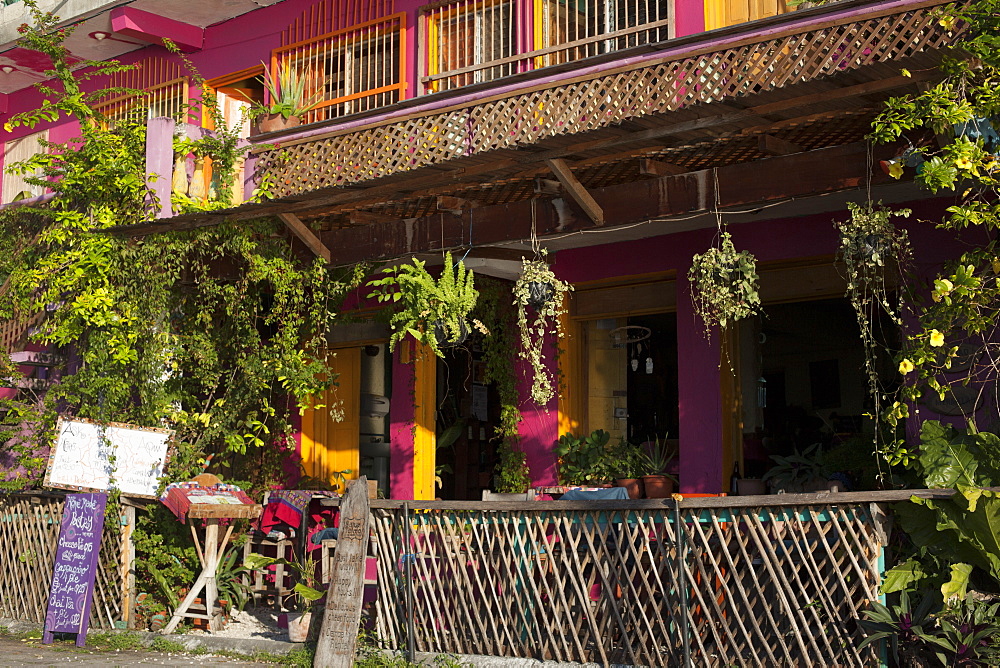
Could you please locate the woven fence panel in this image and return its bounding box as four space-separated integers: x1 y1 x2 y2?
369 502 883 666
0 494 125 630
258 3 956 198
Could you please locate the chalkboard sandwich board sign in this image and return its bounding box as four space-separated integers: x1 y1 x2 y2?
44 417 172 498
43 492 107 647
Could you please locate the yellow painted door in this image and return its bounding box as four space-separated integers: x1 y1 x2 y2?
301 347 361 491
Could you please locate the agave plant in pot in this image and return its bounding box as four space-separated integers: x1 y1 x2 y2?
642 436 678 498
244 552 323 642
254 60 325 133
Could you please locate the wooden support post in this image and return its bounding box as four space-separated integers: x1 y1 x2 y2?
545 158 604 226
277 212 332 263
314 477 372 667
162 518 231 634
120 505 136 628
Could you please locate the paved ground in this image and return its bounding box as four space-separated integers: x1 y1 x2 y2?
0 636 280 667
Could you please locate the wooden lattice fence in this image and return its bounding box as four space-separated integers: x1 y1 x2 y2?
255 0 958 198
0 492 127 630
367 495 891 667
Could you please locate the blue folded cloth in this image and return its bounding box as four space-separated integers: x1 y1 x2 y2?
560 487 630 501
310 527 339 544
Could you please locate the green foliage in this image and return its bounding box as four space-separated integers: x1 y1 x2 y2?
688 231 760 340
869 2 1000 433
368 252 481 358
215 545 253 612
513 255 573 406
884 421 1000 598
859 591 1000 667
555 429 614 485
642 435 677 477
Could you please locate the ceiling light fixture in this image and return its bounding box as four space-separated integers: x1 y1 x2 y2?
89 31 110 41
1 66 14 74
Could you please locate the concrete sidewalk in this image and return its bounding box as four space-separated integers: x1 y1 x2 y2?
0 635 280 667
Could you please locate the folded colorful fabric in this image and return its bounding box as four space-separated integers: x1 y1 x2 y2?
159 481 255 522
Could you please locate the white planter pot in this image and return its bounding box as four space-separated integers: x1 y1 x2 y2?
287 610 312 643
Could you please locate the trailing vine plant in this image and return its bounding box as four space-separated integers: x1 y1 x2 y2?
475 277 529 492
0 3 364 611
368 251 483 358
688 231 761 341
835 202 911 465
513 253 573 406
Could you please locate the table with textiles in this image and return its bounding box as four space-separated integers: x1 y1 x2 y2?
159 475 261 634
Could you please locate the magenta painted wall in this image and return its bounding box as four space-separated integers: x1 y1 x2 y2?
674 0 706 38
516 343 559 487
551 196 972 492
388 347 417 499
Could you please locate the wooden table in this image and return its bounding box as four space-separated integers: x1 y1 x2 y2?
162 503 262 634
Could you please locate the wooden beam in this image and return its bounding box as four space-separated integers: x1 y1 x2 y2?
277 213 331 263
346 210 398 225
758 134 803 156
436 195 479 212
545 158 604 226
639 159 686 177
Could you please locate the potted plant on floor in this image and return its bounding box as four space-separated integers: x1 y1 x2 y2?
641 436 678 498
610 437 648 499
254 60 325 134
244 552 324 642
763 443 832 493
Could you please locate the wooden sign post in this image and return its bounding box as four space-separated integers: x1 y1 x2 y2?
43 493 107 647
314 476 371 667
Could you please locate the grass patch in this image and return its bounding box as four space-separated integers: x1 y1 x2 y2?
148 637 185 653
83 631 145 651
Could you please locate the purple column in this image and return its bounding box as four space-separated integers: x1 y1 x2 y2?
145 117 176 219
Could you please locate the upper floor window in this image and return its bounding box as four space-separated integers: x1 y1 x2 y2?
423 0 671 92
273 12 407 124
93 58 189 123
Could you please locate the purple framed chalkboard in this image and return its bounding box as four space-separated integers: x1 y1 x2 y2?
43 493 107 647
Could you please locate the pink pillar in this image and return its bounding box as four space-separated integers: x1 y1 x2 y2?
146 117 175 219
389 348 416 499
515 344 558 487
676 279 723 493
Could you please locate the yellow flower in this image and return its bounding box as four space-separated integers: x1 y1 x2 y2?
955 156 973 170
888 162 904 179
929 330 945 347
898 359 915 374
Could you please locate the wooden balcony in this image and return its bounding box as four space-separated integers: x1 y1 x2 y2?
116 0 958 261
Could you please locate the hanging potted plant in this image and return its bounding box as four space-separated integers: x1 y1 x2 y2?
368 251 482 358
836 202 912 402
514 254 573 405
688 231 761 340
253 60 325 134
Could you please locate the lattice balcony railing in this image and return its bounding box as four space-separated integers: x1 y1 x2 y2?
255 1 957 200
367 496 888 666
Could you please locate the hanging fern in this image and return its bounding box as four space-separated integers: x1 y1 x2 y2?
368 251 482 357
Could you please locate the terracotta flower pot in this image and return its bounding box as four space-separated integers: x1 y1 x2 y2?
256 113 301 134
614 478 644 499
641 475 674 498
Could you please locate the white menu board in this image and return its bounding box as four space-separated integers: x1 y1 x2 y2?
44 418 171 498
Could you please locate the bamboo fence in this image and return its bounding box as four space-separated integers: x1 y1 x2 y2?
364 492 905 667
0 492 127 630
